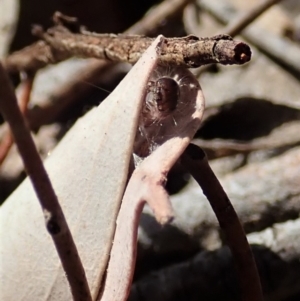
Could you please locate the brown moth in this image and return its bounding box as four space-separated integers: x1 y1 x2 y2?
142 76 180 125
136 64 203 158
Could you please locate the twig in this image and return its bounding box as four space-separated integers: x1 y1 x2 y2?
0 63 92 301
4 22 251 73
198 0 300 76
0 72 34 165
181 144 263 301
4 0 194 76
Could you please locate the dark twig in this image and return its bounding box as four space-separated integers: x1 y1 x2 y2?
4 24 251 73
3 40 68 74
0 72 35 165
181 144 263 301
4 0 194 76
0 63 92 301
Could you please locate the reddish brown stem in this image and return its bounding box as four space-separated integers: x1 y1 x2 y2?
0 130 14 165
0 73 34 165
181 144 263 301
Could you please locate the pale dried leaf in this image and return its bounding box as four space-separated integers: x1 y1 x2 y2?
0 37 162 300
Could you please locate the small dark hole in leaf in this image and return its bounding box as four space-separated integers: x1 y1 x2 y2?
47 218 61 235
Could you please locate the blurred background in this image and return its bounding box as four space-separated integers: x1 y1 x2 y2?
1 0 300 300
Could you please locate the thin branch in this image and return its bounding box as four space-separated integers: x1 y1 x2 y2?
221 0 283 37
4 22 251 73
3 40 62 74
181 144 263 301
0 63 92 301
0 72 35 165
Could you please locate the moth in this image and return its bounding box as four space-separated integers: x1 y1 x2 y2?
142 76 180 125
136 64 203 159
0 36 205 301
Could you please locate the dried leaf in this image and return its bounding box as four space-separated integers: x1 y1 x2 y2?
0 36 163 300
